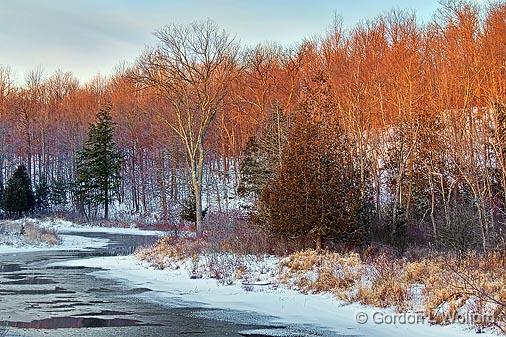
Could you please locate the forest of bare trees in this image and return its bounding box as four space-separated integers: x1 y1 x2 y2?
0 1 505 251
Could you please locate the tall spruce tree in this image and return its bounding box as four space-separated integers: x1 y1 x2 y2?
75 104 122 220
3 164 34 218
35 178 50 211
238 108 289 209
49 178 67 207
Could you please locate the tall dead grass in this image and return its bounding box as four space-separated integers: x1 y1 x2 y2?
136 235 505 333
135 236 208 269
404 251 505 332
278 249 363 300
0 219 59 246
277 248 505 332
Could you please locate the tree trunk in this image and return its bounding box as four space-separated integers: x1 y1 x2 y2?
0 155 4 199
104 178 109 220
193 142 205 237
155 151 168 226
316 234 322 251
193 180 203 237
131 145 139 213
170 155 178 202
139 150 147 214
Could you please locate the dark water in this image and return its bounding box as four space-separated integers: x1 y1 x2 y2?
0 231 355 337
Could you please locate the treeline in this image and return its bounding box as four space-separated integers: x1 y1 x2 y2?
0 1 504 251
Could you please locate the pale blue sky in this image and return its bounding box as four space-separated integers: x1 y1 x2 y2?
0 0 444 83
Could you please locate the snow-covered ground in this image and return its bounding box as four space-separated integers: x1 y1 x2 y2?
0 217 166 254
50 255 496 337
0 234 110 254
2 218 498 336
39 218 168 236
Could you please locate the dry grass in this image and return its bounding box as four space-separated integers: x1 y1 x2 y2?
278 250 363 300
24 222 59 245
405 252 505 331
276 248 504 332
136 236 505 333
136 236 274 286
202 253 248 285
355 254 410 309
0 219 60 246
135 236 208 269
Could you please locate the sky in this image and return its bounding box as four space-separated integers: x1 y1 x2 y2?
0 0 443 84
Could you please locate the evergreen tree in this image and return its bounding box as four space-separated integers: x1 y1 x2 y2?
75 104 123 220
238 108 289 208
237 137 272 200
260 74 366 249
49 178 67 207
180 188 208 224
3 164 34 218
389 204 408 251
35 178 50 211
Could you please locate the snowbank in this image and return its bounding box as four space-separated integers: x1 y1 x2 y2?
0 234 110 254
0 217 166 255
37 217 168 236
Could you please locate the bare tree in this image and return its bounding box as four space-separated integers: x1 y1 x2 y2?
0 66 15 195
135 20 240 236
